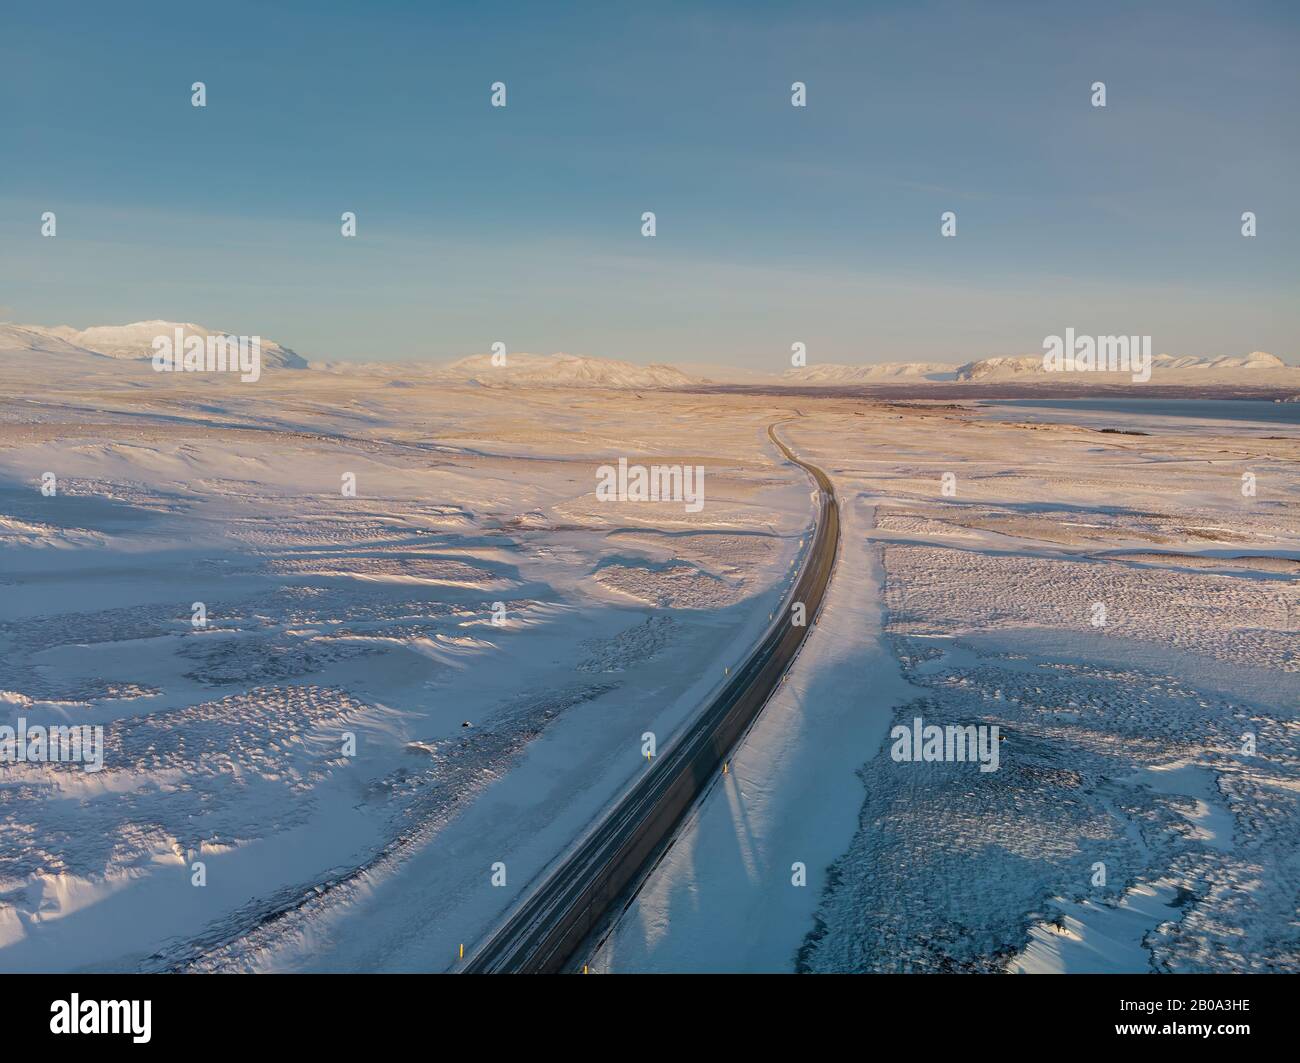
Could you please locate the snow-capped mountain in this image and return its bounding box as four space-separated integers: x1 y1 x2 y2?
433 352 699 389
73 321 308 369
953 351 1290 381
953 355 1046 381
783 362 958 384
0 320 309 369
1151 351 1284 371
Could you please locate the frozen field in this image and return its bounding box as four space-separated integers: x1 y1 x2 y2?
600 399 1299 973
0 359 813 971
1 355 1296 973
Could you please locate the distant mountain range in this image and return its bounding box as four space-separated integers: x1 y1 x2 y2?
430 352 696 389
949 351 1286 381
781 362 958 383
0 323 687 388
1 320 1293 389
786 351 1289 384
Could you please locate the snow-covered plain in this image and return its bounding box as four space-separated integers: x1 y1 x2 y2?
1 340 1297 974
599 398 1299 973
0 350 813 971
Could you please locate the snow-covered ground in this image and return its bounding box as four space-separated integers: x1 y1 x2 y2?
2 345 1296 973
0 355 813 971
593 487 920 971
600 399 1299 973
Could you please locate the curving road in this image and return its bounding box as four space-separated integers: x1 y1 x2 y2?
464 419 839 973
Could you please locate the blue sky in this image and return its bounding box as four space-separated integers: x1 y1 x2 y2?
2 1 1296 366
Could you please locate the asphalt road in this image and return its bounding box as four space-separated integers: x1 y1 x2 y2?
464 419 839 973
